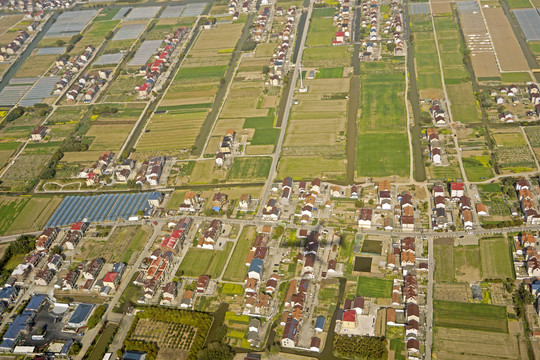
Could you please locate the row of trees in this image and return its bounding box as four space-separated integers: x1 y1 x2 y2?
87 304 107 330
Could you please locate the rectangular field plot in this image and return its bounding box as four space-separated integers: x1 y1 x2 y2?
513 9 540 41
45 10 98 38
181 2 208 17
446 83 481 123
112 23 146 41
128 39 162 66
484 8 529 71
5 196 62 235
19 77 59 106
306 17 335 47
94 52 124 65
36 47 65 55
125 6 161 21
0 85 32 106
356 276 392 298
434 327 520 360
409 2 430 15
434 300 508 332
480 236 513 279
356 133 409 178
160 5 185 18
228 157 272 181
177 242 232 278
113 7 131 20
277 156 346 180
303 46 351 67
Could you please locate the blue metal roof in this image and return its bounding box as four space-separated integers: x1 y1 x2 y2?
25 294 46 312
68 303 94 327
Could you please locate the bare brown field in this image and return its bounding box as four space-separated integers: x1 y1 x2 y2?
483 7 528 71
431 1 452 14
434 327 520 360
60 150 105 163
434 283 470 302
211 118 245 137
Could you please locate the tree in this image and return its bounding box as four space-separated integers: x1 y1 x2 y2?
55 39 65 46
262 65 270 74
386 42 396 52
5 107 24 122
197 342 234 360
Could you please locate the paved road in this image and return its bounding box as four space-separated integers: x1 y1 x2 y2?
257 1 314 218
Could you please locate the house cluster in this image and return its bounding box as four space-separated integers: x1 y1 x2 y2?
135 27 187 98
243 234 273 317
251 6 271 42
301 231 320 278
78 151 114 186
52 45 95 82
430 99 447 126
516 177 540 225
197 219 222 249
335 295 377 337
135 156 166 186
387 1 404 56
114 158 136 182
515 232 540 277
215 128 237 168
0 0 74 11
360 0 378 42
135 247 175 301
281 279 311 348
426 128 442 165
296 178 324 224
490 85 522 122
179 191 205 213
398 190 415 232
431 183 452 230
266 7 295 86
161 217 193 253
332 0 350 45
0 31 29 62
529 84 540 117
66 69 111 103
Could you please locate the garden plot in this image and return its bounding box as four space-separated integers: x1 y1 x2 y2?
1 154 51 191
434 300 508 333
483 7 529 71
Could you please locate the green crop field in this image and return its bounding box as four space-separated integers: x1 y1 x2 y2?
356 60 409 178
306 17 335 47
434 300 508 333
454 245 482 280
446 84 482 123
434 243 455 282
177 242 233 278
6 196 62 235
0 197 30 235
312 7 335 17
318 67 343 78
356 276 392 298
480 237 513 279
244 116 274 129
175 65 228 82
505 0 532 7
277 156 346 180
500 72 532 83
303 46 351 67
356 132 409 177
411 18 443 94
228 157 272 181
250 128 279 145
222 226 256 281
